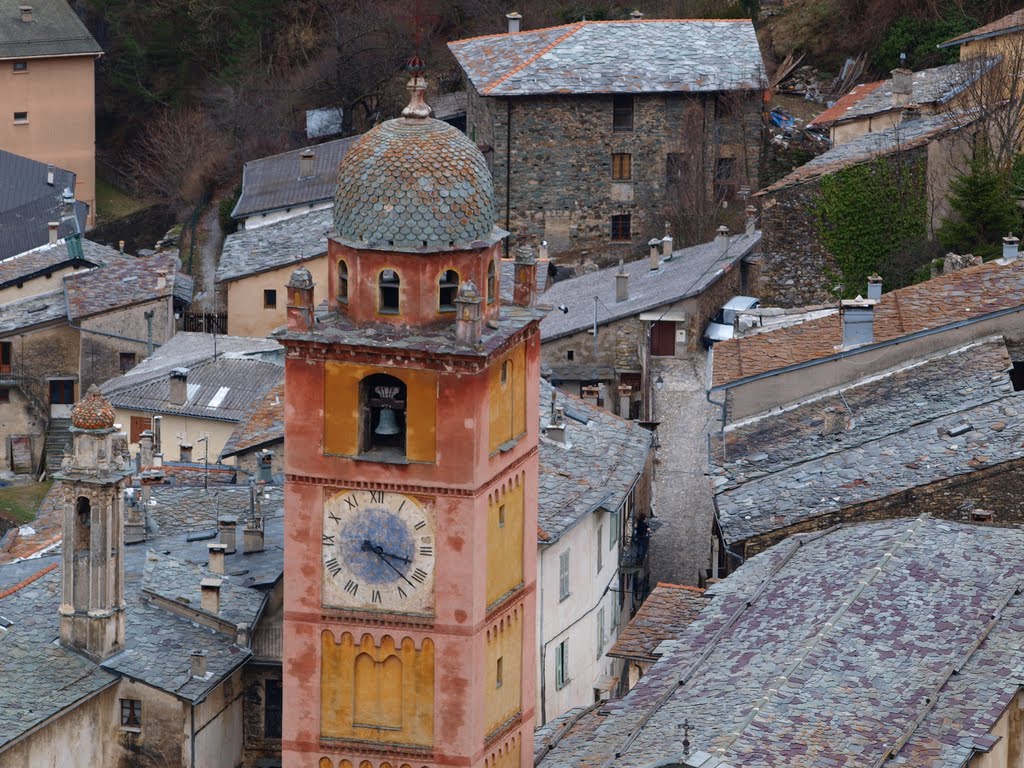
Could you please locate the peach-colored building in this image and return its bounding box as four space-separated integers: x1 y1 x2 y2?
0 1 102 224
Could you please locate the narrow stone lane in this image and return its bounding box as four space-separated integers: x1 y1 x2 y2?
648 352 718 586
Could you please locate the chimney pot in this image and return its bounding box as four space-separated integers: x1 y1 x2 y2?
867 273 883 301
200 579 221 615
286 267 316 332
191 649 208 677
841 296 876 348
745 205 758 236
207 542 226 574
47 221 59 244
235 622 251 648
156 270 167 290
1003 233 1019 262
19 6 32 22
539 240 549 261
506 11 522 33
299 149 315 178
648 238 662 271
615 260 629 302
169 367 188 406
256 449 274 483
629 9 644 19
219 515 238 555
891 68 913 108
715 225 730 255
513 245 538 307
244 523 265 554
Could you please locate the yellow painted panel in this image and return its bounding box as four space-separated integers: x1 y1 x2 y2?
320 759 333 768
321 631 434 746
324 362 437 463
484 609 523 736
490 737 522 768
488 342 526 453
486 480 524 607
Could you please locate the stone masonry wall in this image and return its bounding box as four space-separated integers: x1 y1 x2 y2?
472 90 763 265
79 298 175 390
542 315 645 379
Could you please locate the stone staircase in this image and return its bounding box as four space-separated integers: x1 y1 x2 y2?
43 418 72 474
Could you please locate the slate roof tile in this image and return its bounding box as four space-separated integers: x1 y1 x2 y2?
0 0 102 60
607 583 709 662
0 151 86 260
64 253 184 319
218 208 331 283
220 382 285 460
0 237 128 288
940 9 1024 48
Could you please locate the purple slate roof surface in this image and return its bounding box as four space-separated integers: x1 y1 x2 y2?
64 253 183 319
538 518 1024 768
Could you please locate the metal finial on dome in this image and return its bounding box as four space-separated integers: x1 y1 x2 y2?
403 57 432 120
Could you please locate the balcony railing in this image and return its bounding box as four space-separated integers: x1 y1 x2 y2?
252 625 282 661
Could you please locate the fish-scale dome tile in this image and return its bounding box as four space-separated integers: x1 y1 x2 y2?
71 384 116 430
333 117 496 251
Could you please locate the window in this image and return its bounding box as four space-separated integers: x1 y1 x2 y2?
130 415 152 444
559 550 570 601
715 157 737 201
611 214 631 242
596 607 605 659
75 497 91 551
496 657 504 688
597 524 603 573
555 640 569 689
498 504 506 528
612 153 632 181
119 352 136 373
378 269 400 314
0 341 10 374
501 360 510 385
338 260 349 304
612 95 634 132
49 379 74 404
439 269 459 311
263 289 277 309
609 510 619 549
264 679 283 739
120 698 142 729
567 350 574 361
360 372 407 458
487 261 496 303
12 61 27 73
0 388 9 403
12 111 27 123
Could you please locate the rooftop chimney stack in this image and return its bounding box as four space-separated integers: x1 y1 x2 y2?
299 149 315 178
649 238 662 271
190 649 207 677
513 245 538 307
745 205 758 235
200 579 221 615
662 223 674 257
169 368 188 406
615 260 629 302
891 68 913 108
207 542 226 575
841 296 876 349
867 273 883 301
19 6 32 22
286 267 316 332
715 225 730 255
156 270 167 290
47 222 59 244
506 11 522 33
546 405 567 443
256 449 274 484
46 164 54 186
178 441 193 463
630 9 644 19
139 429 154 467
539 240 549 261
1003 233 1019 262
219 515 238 555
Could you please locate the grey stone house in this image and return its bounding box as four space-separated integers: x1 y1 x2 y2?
449 17 767 261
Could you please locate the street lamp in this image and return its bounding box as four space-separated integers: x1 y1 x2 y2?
655 374 664 392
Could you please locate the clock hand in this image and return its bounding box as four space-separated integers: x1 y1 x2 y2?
362 540 416 587
359 538 412 564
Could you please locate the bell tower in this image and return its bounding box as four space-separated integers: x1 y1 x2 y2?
280 68 542 768
56 384 131 661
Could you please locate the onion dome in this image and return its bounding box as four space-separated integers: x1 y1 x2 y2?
71 384 116 431
333 75 499 252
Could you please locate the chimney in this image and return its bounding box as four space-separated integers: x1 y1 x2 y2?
169 367 189 406
745 205 758 235
200 579 222 615
513 245 538 307
219 515 238 555
648 239 661 271
207 542 226 575
891 68 913 108
618 384 632 417
244 521 265 554
47 222 59 244
715 225 730 255
178 441 193 462
539 240 549 261
661 223 673 257
299 149 315 178
581 385 600 407
506 11 522 33
629 9 644 19
118 240 125 256
256 449 274 484
286 267 316 332
153 415 162 454
867 273 883 301
235 622 251 648
454 280 484 346
841 296 875 348
139 429 154 466
156 270 167 290
191 649 208 677
19 6 32 22
46 164 54 185
1003 233 1019 262
546 405 567 443
615 260 629 302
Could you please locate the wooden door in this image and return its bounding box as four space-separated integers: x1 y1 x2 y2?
650 321 676 356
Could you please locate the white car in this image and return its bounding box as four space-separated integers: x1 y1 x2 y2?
703 296 760 345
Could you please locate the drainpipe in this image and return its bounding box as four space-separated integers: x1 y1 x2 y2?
505 98 512 257
538 543 547 725
144 310 154 357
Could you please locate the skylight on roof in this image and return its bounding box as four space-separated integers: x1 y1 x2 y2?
207 386 230 409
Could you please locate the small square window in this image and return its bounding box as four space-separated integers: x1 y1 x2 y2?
119 352 136 373
555 640 569 689
611 214 631 242
612 95 634 132
498 504 506 528
612 153 632 181
120 698 142 729
0 388 10 403
263 289 277 309
567 350 574 361
13 61 27 73
13 112 28 124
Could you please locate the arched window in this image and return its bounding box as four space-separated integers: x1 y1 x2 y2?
438 269 459 312
487 261 496 304
360 373 407 458
378 269 400 315
338 260 349 304
75 496 90 551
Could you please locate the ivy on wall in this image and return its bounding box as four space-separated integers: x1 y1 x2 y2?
815 153 928 296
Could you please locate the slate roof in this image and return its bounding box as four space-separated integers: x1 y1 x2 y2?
449 20 766 96
107 333 283 387
0 237 127 289
499 256 550 303
712 338 1022 544
135 485 284 538
808 59 996 128
758 110 975 195
0 288 66 334
232 136 360 219
218 208 331 283
0 0 102 59
939 9 1024 48
142 553 266 628
711 255 1024 386
220 382 285 460
537 380 652 542
541 518 1024 768
541 232 761 341
607 583 709 662
64 253 185 319
333 116 503 252
0 151 87 260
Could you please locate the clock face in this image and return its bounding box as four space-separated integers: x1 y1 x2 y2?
321 489 436 614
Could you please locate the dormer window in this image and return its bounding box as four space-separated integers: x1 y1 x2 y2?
360 373 407 460
439 269 459 312
338 260 349 304
487 261 496 304
378 269 400 314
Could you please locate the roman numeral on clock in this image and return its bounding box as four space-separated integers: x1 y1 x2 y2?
344 579 359 596
372 590 382 604
369 490 384 503
344 496 359 509
411 568 428 584
324 558 342 576
414 520 426 530
322 534 335 546
397 586 408 599
419 545 433 557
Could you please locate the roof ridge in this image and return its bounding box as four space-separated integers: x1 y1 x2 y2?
0 562 57 600
451 17 752 46
656 582 706 592
482 23 585 94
